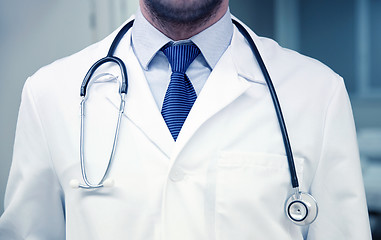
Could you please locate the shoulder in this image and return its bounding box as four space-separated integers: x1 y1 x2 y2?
230 17 343 90
24 17 135 101
26 37 109 98
230 17 345 111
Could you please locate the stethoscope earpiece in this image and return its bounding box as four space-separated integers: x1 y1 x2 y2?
285 190 318 225
70 179 80 189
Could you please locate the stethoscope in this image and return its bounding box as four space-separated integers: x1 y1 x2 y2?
70 18 318 226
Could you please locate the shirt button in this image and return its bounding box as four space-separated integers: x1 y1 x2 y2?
169 168 185 182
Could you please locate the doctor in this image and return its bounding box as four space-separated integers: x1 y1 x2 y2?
0 0 372 239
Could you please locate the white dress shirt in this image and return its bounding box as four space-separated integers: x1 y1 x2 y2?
131 9 234 110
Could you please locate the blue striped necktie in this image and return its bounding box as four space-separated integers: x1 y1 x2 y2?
161 43 201 141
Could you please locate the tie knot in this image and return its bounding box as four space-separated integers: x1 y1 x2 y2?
161 43 200 73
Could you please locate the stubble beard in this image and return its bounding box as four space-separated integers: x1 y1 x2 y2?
144 0 224 27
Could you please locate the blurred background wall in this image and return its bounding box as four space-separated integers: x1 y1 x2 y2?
0 0 380 238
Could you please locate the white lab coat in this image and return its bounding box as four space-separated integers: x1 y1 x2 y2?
0 17 371 240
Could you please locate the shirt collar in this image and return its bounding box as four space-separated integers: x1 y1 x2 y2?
190 9 233 69
132 8 233 70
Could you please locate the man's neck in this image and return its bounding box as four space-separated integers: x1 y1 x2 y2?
140 1 229 41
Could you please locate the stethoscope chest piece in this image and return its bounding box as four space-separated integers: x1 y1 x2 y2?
285 191 318 225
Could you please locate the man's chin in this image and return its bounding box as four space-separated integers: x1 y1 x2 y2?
144 0 223 24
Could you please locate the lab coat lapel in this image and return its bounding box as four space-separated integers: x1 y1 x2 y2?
102 28 174 158
171 46 251 159
170 22 270 160
123 51 175 157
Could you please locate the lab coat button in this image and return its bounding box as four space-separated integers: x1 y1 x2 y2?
169 168 185 182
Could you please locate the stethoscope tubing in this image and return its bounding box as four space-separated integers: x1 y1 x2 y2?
79 94 126 189
232 19 299 189
80 19 299 190
107 20 135 58
78 20 131 188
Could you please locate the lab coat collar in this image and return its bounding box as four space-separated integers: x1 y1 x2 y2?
230 16 267 85
170 44 252 160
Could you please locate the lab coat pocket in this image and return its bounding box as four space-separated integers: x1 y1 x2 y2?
215 152 304 240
